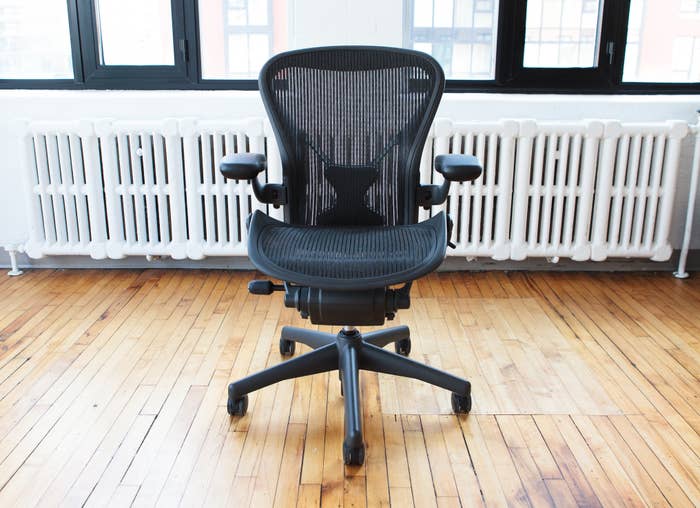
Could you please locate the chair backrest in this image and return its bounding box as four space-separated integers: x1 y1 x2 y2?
259 46 445 226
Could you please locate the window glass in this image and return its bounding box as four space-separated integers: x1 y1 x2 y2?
523 0 603 68
408 0 499 79
200 0 497 81
623 0 700 82
679 0 700 13
95 0 174 66
200 0 281 79
0 0 73 79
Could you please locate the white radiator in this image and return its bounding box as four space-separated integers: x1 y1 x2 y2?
18 117 689 262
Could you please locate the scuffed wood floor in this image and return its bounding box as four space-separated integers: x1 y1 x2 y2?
0 269 698 507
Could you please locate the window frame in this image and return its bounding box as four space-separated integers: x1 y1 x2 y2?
0 0 698 94
76 0 193 88
0 0 83 89
495 0 621 91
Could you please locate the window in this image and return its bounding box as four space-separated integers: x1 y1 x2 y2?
73 0 189 87
0 0 699 93
623 0 700 82
0 0 74 79
523 0 603 68
680 0 700 13
199 0 283 79
95 0 175 65
406 0 499 79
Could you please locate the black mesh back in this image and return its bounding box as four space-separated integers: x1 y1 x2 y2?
259 46 444 226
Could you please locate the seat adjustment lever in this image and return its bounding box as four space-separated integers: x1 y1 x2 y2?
248 280 284 295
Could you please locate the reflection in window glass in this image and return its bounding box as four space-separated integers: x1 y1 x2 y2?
414 0 433 27
200 0 282 79
433 0 453 28
248 0 268 25
201 0 495 81
623 0 700 82
407 0 499 79
523 0 603 68
0 0 73 79
679 0 700 13
96 0 174 65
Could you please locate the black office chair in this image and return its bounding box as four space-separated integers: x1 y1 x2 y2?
220 46 482 465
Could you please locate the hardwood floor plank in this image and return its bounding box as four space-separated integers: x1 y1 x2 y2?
587 416 672 508
272 422 305 508
403 427 438 508
458 415 509 508
497 415 555 508
533 415 602 508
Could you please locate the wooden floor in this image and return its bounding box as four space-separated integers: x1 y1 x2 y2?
0 270 698 507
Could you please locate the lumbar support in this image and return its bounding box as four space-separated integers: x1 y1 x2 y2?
317 164 383 226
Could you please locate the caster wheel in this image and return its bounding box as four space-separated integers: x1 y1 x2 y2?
451 392 471 414
394 338 411 356
228 394 248 416
279 338 295 356
343 443 365 466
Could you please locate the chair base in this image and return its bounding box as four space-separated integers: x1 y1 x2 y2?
227 325 471 466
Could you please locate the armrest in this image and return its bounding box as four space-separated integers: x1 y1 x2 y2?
219 152 287 207
416 154 483 209
220 153 266 180
435 154 482 182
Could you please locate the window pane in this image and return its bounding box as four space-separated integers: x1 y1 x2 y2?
199 0 496 81
414 0 434 27
523 0 603 68
623 0 700 82
248 0 268 25
200 0 282 79
0 0 73 79
434 0 453 27
96 0 174 65
679 0 700 13
408 0 499 79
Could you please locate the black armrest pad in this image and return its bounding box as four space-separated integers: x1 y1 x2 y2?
220 153 266 180
435 154 482 182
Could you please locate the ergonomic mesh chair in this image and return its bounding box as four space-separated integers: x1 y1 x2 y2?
220 46 482 465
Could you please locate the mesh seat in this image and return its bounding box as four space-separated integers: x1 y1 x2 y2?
248 210 447 290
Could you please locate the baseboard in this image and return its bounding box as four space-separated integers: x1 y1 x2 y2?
2 249 698 274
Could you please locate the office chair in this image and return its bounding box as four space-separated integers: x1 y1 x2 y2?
220 46 482 465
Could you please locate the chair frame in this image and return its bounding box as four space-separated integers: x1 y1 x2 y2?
223 46 479 466
228 324 471 465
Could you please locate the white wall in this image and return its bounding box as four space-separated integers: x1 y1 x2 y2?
1 90 698 263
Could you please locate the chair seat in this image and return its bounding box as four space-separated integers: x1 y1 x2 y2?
247 210 448 290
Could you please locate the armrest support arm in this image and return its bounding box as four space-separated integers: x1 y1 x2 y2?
219 153 287 207
417 154 483 209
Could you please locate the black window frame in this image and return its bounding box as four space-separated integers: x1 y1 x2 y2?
494 0 623 91
0 0 698 94
76 0 191 88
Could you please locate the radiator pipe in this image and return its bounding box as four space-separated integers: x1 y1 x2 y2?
6 248 23 277
674 114 700 279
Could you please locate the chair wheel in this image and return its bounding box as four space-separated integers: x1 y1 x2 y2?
394 338 411 356
279 338 295 356
451 392 471 414
343 443 365 466
228 394 248 416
